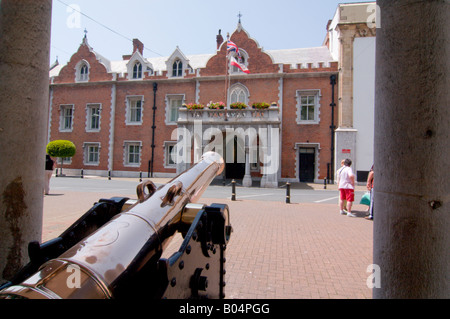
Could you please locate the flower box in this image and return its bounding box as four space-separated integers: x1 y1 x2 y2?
230 102 247 109
251 102 270 109
207 101 225 109
183 103 204 110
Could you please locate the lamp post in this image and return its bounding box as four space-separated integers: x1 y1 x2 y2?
329 74 337 183
150 82 158 177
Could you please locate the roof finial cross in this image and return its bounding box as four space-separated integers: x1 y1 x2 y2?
84 28 88 38
237 12 242 23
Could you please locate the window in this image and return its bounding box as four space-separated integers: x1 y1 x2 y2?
60 105 74 131
84 143 100 165
86 104 101 131
133 62 142 79
230 50 249 74
172 60 183 77
229 84 249 106
166 94 184 124
126 96 143 124
301 96 315 121
76 60 90 82
80 64 89 81
296 90 321 124
164 142 177 168
124 141 141 166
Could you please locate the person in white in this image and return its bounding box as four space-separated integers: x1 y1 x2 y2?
337 158 356 217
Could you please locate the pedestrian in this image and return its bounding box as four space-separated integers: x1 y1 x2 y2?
336 159 346 209
45 154 55 195
337 158 356 217
365 165 374 220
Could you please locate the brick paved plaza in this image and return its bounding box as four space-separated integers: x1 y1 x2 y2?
42 189 373 299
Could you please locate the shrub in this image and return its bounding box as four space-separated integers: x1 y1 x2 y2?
46 140 76 158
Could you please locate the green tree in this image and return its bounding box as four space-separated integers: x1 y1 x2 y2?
46 140 76 176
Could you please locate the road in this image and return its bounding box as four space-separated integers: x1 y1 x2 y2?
49 175 367 204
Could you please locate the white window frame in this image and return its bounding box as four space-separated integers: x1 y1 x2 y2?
296 89 321 124
172 59 183 77
86 103 101 132
164 141 177 168
165 94 185 125
228 83 249 107
75 60 90 82
230 49 249 74
59 104 74 132
133 62 142 79
126 96 143 125
83 142 100 166
124 141 142 167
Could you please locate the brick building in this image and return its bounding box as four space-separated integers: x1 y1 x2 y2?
48 21 339 186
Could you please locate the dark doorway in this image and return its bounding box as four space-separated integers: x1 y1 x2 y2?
225 135 245 179
299 148 315 182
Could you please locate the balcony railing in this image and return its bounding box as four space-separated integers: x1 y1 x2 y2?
177 106 280 125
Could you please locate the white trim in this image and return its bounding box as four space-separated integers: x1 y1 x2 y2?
165 94 185 125
125 95 144 125
295 89 322 124
83 142 101 166
123 140 142 167
85 103 102 132
294 143 321 182
163 141 177 169
59 104 74 132
75 59 90 82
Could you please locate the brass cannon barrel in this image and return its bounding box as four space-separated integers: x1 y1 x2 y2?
0 152 225 299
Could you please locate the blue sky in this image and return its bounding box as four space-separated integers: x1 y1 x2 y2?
50 0 367 65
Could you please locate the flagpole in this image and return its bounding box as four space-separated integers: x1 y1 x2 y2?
224 33 230 121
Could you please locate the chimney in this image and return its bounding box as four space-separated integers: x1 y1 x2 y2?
216 29 224 50
133 38 144 55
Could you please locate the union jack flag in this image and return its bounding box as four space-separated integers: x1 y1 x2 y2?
227 40 239 54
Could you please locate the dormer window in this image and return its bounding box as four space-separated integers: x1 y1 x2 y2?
172 60 183 77
76 60 90 82
230 50 249 74
80 64 89 81
133 62 142 79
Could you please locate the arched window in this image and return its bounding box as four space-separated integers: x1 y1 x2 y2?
172 60 183 77
230 50 249 74
78 63 89 81
229 83 249 105
133 62 142 79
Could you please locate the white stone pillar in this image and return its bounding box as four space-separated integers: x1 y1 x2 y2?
242 149 252 187
0 0 52 283
373 0 449 298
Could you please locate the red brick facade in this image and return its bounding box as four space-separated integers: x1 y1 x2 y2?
48 24 338 184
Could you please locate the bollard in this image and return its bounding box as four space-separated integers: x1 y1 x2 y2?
108 170 111 180
81 168 83 179
231 179 236 201
286 182 291 204
139 171 142 182
324 178 327 189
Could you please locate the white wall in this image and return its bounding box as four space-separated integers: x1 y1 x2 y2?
353 36 376 174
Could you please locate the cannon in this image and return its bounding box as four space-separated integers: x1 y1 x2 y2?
0 152 231 299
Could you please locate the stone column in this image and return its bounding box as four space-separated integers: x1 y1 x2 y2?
0 0 52 284
242 149 252 187
373 0 449 298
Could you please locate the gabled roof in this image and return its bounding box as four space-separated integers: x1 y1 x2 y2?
50 29 336 78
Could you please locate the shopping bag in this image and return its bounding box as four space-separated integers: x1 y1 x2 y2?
360 192 371 206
